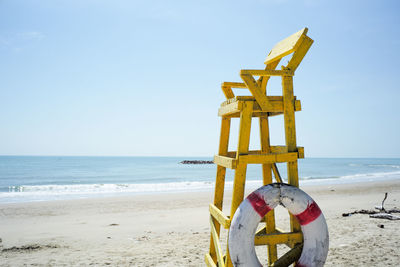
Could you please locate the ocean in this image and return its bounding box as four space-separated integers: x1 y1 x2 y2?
0 156 399 203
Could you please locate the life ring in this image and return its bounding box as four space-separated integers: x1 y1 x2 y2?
228 183 329 267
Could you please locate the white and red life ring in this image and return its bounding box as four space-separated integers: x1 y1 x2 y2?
228 183 329 267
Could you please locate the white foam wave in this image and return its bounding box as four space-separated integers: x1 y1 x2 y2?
301 170 400 185
2 171 400 203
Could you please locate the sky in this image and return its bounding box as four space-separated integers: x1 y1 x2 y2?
0 0 399 157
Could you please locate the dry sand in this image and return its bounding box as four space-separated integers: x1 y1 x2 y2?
1 180 400 266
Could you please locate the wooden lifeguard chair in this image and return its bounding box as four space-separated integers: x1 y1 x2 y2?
206 28 313 267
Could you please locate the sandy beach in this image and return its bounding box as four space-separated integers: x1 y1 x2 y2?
1 180 400 266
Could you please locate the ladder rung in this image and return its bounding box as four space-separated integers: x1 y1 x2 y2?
240 152 298 164
214 152 300 169
209 204 230 229
254 231 303 246
213 155 237 169
226 147 304 159
205 253 217 267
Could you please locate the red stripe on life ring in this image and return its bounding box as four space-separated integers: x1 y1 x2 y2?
247 192 271 217
294 201 322 226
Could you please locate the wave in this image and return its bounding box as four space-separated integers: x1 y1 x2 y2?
2 171 400 203
300 170 400 185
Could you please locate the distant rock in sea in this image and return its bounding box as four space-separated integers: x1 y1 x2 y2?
180 160 214 164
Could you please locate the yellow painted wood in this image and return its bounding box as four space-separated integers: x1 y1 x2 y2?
270 244 303 267
270 146 304 158
282 74 301 234
221 96 284 105
213 155 237 169
205 253 217 267
222 82 247 88
241 69 294 76
226 101 253 267
222 85 235 99
209 204 231 229
210 217 226 267
220 95 300 106
264 28 308 64
259 116 278 264
208 28 313 267
240 74 274 112
218 101 243 117
235 101 253 159
209 117 231 263
259 60 281 94
218 98 302 117
272 163 282 183
225 147 303 159
254 232 303 246
239 152 298 164
286 35 314 72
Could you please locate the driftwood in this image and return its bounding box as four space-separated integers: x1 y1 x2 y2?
370 213 400 220
342 192 400 221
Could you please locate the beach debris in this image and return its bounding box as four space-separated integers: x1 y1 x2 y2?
370 213 400 220
375 192 388 212
1 244 58 253
342 193 400 220
108 223 119 226
378 224 384 228
180 160 214 164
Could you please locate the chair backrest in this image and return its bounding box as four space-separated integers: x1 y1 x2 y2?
258 28 313 93
264 28 309 65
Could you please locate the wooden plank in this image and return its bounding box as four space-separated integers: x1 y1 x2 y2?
213 155 237 169
226 102 253 267
240 74 274 112
254 232 303 246
259 116 278 264
221 85 235 99
218 101 242 117
282 74 301 234
205 253 217 267
240 152 298 164
270 244 303 267
210 217 225 267
209 204 230 229
220 96 254 107
222 82 247 88
241 69 294 76
272 163 282 183
264 28 308 64
270 146 304 159
209 117 231 262
236 101 253 158
286 35 314 72
218 99 301 117
220 96 298 106
226 147 303 159
259 60 280 94
297 147 304 158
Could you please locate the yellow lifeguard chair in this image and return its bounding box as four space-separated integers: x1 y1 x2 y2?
206 28 313 267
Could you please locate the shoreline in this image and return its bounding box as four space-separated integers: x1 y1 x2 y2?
1 179 400 265
1 174 400 204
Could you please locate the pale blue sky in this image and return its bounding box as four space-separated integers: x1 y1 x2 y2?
0 0 399 157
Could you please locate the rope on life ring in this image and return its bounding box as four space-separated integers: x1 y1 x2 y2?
228 183 329 267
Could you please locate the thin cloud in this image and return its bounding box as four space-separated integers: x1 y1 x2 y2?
0 31 45 51
18 31 45 41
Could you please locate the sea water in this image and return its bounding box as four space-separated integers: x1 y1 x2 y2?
0 156 399 203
